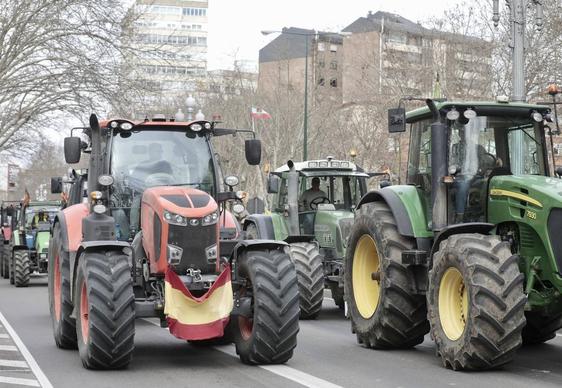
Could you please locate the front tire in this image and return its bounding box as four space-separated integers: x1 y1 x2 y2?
48 223 77 349
233 249 300 364
75 252 135 369
290 242 324 319
14 250 30 287
522 312 562 345
345 202 429 348
428 234 526 370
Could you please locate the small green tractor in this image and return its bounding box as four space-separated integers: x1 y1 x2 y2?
9 200 60 287
346 98 562 370
245 158 386 318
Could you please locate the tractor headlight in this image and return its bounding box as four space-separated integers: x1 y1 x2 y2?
163 210 187 226
232 203 245 214
205 244 218 262
167 244 183 265
93 204 106 214
202 211 219 226
531 111 543 123
190 123 202 132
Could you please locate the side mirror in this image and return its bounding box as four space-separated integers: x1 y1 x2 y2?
556 166 562 178
267 174 280 194
50 177 63 194
245 139 262 165
388 108 406 133
64 137 82 164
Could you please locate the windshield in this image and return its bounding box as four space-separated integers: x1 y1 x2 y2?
448 116 546 177
25 207 58 227
111 130 216 194
297 175 366 211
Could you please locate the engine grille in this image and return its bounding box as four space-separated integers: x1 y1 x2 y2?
168 224 217 275
548 208 562 275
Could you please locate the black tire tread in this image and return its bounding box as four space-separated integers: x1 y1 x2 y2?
234 249 300 364
14 250 30 287
77 252 135 370
522 312 562 345
345 202 429 349
290 242 324 319
428 234 526 370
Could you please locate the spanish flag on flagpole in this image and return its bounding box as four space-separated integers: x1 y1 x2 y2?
164 265 234 340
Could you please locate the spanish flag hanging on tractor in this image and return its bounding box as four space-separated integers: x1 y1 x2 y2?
164 265 233 340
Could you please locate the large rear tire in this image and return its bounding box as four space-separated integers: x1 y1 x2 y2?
48 223 77 349
14 250 30 287
9 249 14 285
233 249 300 364
345 202 429 348
428 234 526 370
522 312 562 345
75 252 135 370
290 242 324 319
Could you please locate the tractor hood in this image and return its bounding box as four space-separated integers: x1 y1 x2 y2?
489 175 562 209
143 186 218 218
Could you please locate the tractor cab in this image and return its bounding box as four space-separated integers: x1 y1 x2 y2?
269 158 371 238
400 100 552 229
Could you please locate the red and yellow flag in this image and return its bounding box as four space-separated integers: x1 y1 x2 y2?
164 265 233 340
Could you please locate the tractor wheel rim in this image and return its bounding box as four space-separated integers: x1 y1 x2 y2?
439 267 468 341
238 286 253 340
352 235 380 319
80 282 89 344
54 254 61 322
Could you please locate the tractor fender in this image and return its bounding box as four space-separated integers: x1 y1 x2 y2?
357 188 416 237
71 240 132 302
231 239 289 264
55 203 89 253
428 222 495 267
243 214 276 240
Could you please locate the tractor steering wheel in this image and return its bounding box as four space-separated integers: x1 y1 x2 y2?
310 196 330 210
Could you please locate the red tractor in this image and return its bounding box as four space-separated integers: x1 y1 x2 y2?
48 114 300 369
0 201 19 279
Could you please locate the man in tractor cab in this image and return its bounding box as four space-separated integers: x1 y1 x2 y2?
299 177 328 211
131 142 174 187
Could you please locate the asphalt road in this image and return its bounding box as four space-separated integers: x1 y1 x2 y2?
0 276 561 388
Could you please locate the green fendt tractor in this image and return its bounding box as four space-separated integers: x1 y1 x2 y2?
9 201 60 287
245 158 385 318
346 98 562 370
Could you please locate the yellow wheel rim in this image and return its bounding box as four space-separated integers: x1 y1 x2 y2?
352 235 381 319
439 267 468 341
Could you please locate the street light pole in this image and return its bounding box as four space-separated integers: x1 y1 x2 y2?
303 35 309 160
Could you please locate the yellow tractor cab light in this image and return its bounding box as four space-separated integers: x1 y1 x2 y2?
443 175 455 184
308 161 319 168
496 95 510 103
90 191 103 200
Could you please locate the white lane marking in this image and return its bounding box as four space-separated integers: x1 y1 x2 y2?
215 345 343 388
0 333 10 339
0 359 29 368
142 318 342 388
0 345 18 351
0 312 53 388
0 376 40 387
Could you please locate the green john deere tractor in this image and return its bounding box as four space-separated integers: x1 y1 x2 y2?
245 158 386 318
9 201 60 287
346 98 562 370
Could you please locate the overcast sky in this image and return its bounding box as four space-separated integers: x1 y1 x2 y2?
206 0 465 70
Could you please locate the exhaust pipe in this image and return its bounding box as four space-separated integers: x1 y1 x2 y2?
286 160 300 235
426 99 448 231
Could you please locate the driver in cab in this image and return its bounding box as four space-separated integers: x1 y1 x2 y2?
299 177 328 211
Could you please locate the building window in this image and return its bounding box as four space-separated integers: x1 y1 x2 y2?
318 42 325 51
318 78 325 86
318 60 325 68
330 61 337 70
330 44 337 52
387 32 406 44
330 78 337 87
